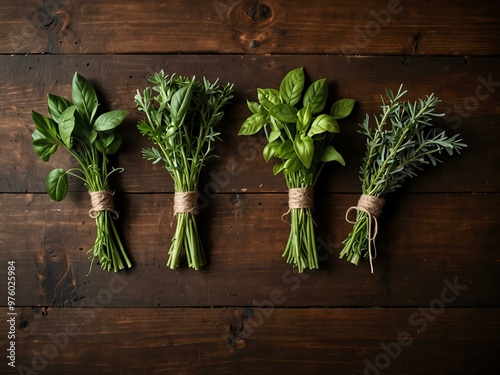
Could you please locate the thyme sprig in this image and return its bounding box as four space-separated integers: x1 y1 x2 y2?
340 85 467 267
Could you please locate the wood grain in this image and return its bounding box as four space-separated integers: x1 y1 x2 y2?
3 306 498 374
1 192 498 307
1 0 499 55
1 55 498 194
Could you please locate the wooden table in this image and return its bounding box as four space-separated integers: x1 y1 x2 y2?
1 1 499 373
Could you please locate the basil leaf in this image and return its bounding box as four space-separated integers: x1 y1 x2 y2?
269 103 298 123
279 67 304 106
296 103 312 134
46 168 68 202
276 139 295 159
32 130 58 162
96 132 122 155
303 78 327 114
330 99 356 119
171 84 193 127
94 110 129 131
238 114 266 135
272 162 285 176
72 72 98 125
47 93 72 122
320 145 345 166
257 88 281 109
284 157 302 173
268 129 281 142
293 135 314 168
247 100 260 114
308 114 339 137
58 106 76 148
263 139 281 162
31 111 59 142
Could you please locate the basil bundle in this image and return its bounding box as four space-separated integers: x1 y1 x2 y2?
239 67 354 272
31 72 131 274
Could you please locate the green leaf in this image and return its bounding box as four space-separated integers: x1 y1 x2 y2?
320 145 345 166
276 139 295 159
31 111 59 142
58 106 76 148
296 103 312 134
72 72 98 124
263 139 281 162
32 130 58 162
307 114 339 137
330 99 355 119
47 93 72 122
171 84 193 126
303 78 327 114
94 110 129 131
268 129 281 142
238 114 266 135
247 100 260 114
279 67 304 106
273 162 285 176
96 132 122 155
46 168 68 202
269 103 298 123
284 157 302 173
293 135 314 168
257 88 281 109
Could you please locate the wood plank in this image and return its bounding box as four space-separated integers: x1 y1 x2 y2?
3 306 499 374
1 192 498 307
1 0 499 55
1 55 498 194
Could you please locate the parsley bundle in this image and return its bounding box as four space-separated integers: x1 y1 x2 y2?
340 85 466 272
239 67 354 272
135 71 234 270
31 72 132 274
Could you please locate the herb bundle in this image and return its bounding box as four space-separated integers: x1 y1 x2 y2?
340 85 466 272
239 67 354 272
31 72 132 273
135 71 234 270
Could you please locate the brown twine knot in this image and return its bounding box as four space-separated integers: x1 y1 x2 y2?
174 191 199 216
89 191 119 219
281 187 314 223
345 194 385 274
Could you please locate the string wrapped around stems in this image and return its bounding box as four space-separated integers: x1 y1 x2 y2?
345 194 385 273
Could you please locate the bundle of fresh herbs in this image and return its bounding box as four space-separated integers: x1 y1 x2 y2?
339 85 466 272
135 71 234 270
239 67 354 272
31 72 132 274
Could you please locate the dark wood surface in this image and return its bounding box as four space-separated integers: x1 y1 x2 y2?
1 0 499 374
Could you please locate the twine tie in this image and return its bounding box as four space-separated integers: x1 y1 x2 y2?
89 191 119 219
345 194 385 273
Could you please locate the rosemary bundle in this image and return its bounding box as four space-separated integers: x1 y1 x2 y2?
239 67 354 272
135 71 234 270
340 85 466 271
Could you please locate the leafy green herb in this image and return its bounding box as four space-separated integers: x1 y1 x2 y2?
31 72 131 274
340 85 467 268
239 67 354 272
135 71 234 270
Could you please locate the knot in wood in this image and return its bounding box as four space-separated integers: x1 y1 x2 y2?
247 3 272 22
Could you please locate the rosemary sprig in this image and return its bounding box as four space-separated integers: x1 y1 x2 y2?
340 85 467 267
